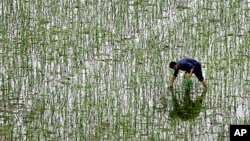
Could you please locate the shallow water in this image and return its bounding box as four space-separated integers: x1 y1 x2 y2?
0 0 250 140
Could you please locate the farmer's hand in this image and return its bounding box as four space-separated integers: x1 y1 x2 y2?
185 73 192 77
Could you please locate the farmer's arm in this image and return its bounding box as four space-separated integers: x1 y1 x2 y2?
170 69 178 86
189 68 194 76
170 76 177 86
185 68 194 77
186 62 195 77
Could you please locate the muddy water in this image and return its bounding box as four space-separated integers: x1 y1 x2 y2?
0 0 249 140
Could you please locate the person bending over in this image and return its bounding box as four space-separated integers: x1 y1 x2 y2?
169 58 207 87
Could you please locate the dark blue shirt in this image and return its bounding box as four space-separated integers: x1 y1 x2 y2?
174 58 199 77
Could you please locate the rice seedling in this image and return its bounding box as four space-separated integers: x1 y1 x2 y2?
1 0 249 140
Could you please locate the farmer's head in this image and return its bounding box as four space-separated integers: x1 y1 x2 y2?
169 62 178 70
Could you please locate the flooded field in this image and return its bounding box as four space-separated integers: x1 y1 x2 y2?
0 0 250 140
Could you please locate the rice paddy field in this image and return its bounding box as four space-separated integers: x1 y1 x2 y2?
0 0 250 140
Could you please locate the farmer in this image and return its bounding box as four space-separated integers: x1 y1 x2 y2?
169 58 207 87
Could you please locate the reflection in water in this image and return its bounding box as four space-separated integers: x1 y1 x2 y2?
169 78 208 121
